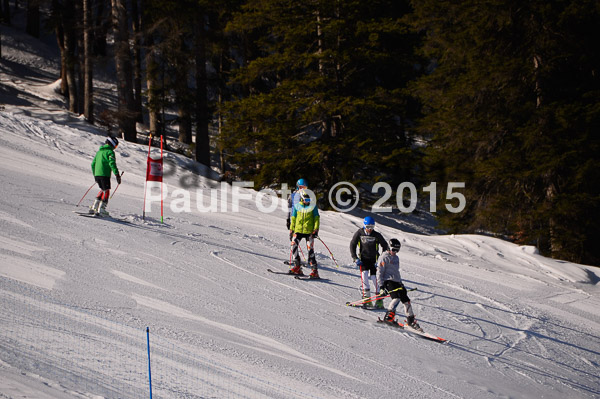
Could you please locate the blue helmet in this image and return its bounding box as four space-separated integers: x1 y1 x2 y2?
363 216 375 229
296 178 307 190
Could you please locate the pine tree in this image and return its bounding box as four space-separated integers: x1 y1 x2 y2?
410 0 600 264
111 0 136 140
83 0 94 123
221 0 422 197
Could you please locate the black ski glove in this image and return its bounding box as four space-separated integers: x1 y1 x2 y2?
286 218 290 229
116 173 122 184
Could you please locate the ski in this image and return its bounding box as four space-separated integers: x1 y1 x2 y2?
350 315 448 343
346 287 418 308
294 275 324 281
283 260 306 266
345 302 384 310
377 317 448 343
74 211 133 225
267 268 327 281
267 268 303 276
376 317 406 329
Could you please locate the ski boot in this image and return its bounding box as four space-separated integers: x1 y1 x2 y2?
362 290 373 308
406 315 423 332
375 298 385 309
289 262 304 275
89 199 101 214
309 268 320 279
383 310 396 323
97 201 110 217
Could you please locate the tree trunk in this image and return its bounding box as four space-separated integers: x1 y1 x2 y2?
141 0 159 136
217 51 226 172
83 0 94 122
63 0 78 113
194 13 210 166
131 0 143 122
75 0 85 113
26 0 40 38
178 108 192 144
146 43 160 136
93 0 109 56
176 36 192 144
2 0 10 25
111 0 136 141
51 0 67 95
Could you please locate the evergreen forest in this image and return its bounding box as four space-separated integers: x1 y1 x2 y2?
2 0 599 266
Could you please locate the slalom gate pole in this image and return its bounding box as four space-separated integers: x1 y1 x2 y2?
159 135 164 224
146 327 153 399
142 135 152 221
360 268 365 296
315 236 339 268
76 182 96 207
110 171 125 199
346 287 417 306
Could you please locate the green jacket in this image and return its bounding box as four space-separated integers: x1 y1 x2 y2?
91 144 119 177
290 202 320 234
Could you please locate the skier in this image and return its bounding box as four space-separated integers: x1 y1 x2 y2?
349 216 388 308
89 135 121 216
286 178 308 234
289 189 320 278
377 238 421 331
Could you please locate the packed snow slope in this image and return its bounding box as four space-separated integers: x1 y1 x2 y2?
1 110 600 399
1 23 600 399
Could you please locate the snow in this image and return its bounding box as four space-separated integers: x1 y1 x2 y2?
1 19 600 399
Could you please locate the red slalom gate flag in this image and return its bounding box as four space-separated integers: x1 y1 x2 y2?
143 135 164 222
146 156 163 182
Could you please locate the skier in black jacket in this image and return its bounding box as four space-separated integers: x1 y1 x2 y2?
349 216 388 308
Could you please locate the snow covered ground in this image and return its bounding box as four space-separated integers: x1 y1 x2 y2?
1 19 600 399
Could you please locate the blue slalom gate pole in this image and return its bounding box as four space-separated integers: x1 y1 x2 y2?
146 327 153 399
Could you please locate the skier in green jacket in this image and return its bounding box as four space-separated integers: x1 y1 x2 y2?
89 136 121 216
288 189 320 278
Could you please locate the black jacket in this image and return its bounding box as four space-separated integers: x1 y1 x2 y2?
349 228 388 262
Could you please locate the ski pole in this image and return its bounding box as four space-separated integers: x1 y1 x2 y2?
346 288 401 306
358 288 417 305
315 235 339 268
76 182 96 207
110 171 125 199
346 287 417 307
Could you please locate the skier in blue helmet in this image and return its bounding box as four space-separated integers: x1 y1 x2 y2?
349 216 388 308
286 178 308 231
288 189 320 278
